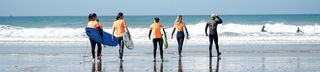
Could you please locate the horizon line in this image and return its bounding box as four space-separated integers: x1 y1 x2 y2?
1 13 320 17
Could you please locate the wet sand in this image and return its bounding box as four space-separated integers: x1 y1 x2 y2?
1 42 320 72
1 52 320 72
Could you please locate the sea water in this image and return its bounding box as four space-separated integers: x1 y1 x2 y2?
0 14 320 45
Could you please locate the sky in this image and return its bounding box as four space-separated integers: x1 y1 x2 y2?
0 0 319 16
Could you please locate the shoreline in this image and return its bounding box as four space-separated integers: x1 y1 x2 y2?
1 50 320 56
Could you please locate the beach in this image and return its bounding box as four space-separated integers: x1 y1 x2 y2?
1 41 320 72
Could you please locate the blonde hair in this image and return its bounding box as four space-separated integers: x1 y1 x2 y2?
174 15 182 25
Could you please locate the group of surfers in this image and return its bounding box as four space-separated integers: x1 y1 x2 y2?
86 12 223 62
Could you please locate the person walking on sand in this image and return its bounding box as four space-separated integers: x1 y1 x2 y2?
171 15 189 56
148 17 165 61
87 13 103 62
205 13 223 57
112 12 130 61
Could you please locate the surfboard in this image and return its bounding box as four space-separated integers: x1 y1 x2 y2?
161 28 168 49
123 31 134 50
183 27 188 39
85 27 118 46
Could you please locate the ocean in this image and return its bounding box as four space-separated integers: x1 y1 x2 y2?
0 14 320 45
1 14 320 72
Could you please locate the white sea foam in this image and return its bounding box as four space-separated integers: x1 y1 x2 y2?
1 22 320 45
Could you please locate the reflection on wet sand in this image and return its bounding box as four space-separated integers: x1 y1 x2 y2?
153 61 164 72
120 61 123 72
178 56 183 72
209 57 221 72
92 60 102 72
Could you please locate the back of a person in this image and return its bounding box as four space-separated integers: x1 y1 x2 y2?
151 23 162 38
87 21 99 29
113 20 126 37
174 22 186 32
207 20 218 33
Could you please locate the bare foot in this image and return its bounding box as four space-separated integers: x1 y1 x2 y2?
120 59 124 62
92 59 96 63
98 55 102 60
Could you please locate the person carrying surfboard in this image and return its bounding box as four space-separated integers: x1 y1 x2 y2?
87 13 103 62
112 12 130 61
148 17 165 61
205 13 223 57
171 15 189 56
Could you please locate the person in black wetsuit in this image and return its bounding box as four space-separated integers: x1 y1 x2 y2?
148 17 165 61
87 13 103 62
296 27 304 33
171 15 189 56
205 13 223 57
261 25 267 32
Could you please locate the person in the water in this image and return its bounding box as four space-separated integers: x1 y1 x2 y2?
261 25 267 32
205 13 223 57
171 15 189 56
87 13 103 62
112 12 130 61
296 27 304 33
148 17 165 61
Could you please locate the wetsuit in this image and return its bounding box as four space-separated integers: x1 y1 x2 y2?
113 19 127 59
149 23 164 59
87 21 103 59
261 26 267 32
205 16 223 56
89 38 102 59
171 22 189 55
297 28 303 33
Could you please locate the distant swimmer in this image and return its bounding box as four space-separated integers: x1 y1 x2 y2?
171 15 189 56
261 25 267 32
112 12 130 61
296 27 304 33
148 17 165 61
87 13 103 62
205 13 223 57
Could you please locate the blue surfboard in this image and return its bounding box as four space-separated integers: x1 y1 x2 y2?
183 27 188 39
85 27 118 46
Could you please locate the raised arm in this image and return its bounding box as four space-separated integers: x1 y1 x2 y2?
216 16 223 24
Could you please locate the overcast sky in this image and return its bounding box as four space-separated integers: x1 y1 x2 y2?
0 0 319 16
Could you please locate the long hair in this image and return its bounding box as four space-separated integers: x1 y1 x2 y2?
175 15 182 25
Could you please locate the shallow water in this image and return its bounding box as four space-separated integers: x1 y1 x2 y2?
1 41 320 72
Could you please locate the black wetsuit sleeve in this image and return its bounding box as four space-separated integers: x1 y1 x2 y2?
125 26 130 33
216 16 223 24
185 27 189 36
148 30 152 39
205 23 209 35
98 26 103 38
171 28 176 37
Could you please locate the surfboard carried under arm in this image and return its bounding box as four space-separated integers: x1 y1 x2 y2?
183 27 188 39
123 31 134 50
161 28 168 49
85 27 118 46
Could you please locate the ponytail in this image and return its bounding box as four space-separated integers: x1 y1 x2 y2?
115 12 123 21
